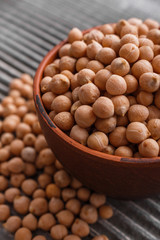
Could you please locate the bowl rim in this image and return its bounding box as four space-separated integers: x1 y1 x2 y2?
33 26 160 165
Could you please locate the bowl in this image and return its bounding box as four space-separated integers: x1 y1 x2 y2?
33 27 160 200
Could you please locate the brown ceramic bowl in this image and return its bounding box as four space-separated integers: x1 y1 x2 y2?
33 27 160 200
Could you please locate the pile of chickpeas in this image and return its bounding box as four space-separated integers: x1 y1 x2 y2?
0 74 112 240
41 18 160 158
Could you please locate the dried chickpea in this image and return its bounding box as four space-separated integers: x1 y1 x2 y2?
0 148 10 162
9 89 21 98
95 116 117 134
10 139 24 156
76 57 89 71
94 69 111 90
86 60 104 73
115 146 133 157
55 159 64 169
2 117 18 133
0 176 8 191
70 74 79 90
90 193 106 208
59 56 76 72
128 104 149 122
2 96 14 106
29 198 48 216
138 24 149 36
49 110 57 120
84 29 104 44
49 74 70 94
8 157 25 173
38 173 52 189
42 92 56 110
23 133 36 146
99 205 113 219
46 184 61 199
21 147 36 162
61 188 76 201
139 46 154 61
147 119 160 140
77 68 95 86
96 47 116 65
154 90 160 109
0 193 5 204
33 189 46 199
54 169 71 188
120 24 138 38
22 213 37 231
1 132 14 145
50 224 68 240
103 145 115 155
33 236 46 240
3 216 21 233
64 91 72 101
144 18 159 29
70 101 82 115
80 204 98 224
54 112 74 131
14 196 30 215
56 209 74 227
38 213 56 231
139 72 160 92
59 43 71 58
120 34 139 47
92 235 109 240
51 95 72 113
115 19 129 35
139 138 159 157
111 95 130 116
65 198 81 215
68 28 83 43
119 43 139 63
64 235 81 240
70 177 82 189
111 57 130 76
87 41 102 59
24 163 36 177
131 60 153 79
100 23 114 34
16 122 31 139
70 41 87 58
72 87 80 102
71 218 89 237
124 74 138 94
102 34 120 53
109 127 128 147
148 105 160 120
139 37 154 49
14 228 32 240
77 187 91 201
40 76 52 93
153 45 160 56
106 74 127 95
93 97 114 119
44 164 57 175
0 204 10 222
21 179 38 196
4 188 20 203
152 55 160 73
75 105 96 128
10 173 25 187
87 131 108 152
44 63 59 77
126 122 150 143
34 134 48 152
137 91 153 106
147 29 160 44
70 125 89 145
78 83 100 104
49 197 64 214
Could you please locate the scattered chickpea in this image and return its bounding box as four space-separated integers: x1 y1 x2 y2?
0 148 10 162
8 157 25 173
22 213 37 231
49 197 64 214
90 193 106 208
14 196 30 215
23 133 36 146
77 187 91 201
56 209 74 227
65 198 81 215
0 193 5 204
54 170 71 188
32 236 46 240
46 183 61 199
99 205 113 219
38 173 52 189
61 188 76 201
29 197 48 216
0 204 10 222
10 173 25 188
4 188 20 203
92 235 109 240
3 216 21 233
71 218 90 237
21 179 38 196
80 204 98 224
34 134 48 152
38 213 56 231
14 227 32 240
50 224 68 240
64 235 81 240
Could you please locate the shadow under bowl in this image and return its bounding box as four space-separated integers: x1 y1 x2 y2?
33 27 160 200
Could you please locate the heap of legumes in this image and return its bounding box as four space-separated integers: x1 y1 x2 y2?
0 74 112 239
41 18 160 158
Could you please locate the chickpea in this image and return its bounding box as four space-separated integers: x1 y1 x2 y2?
59 56 76 72
4 188 20 203
77 187 91 201
29 198 48 216
3 104 17 117
86 60 104 73
111 57 130 76
0 176 8 191
55 159 64 169
40 76 52 93
70 101 82 115
9 89 21 98
84 29 104 44
102 34 120 53
126 122 150 143
90 193 106 208
21 179 38 196
147 119 160 140
106 74 127 95
14 196 30 215
139 38 154 49
137 91 153 106
16 122 31 139
115 146 133 157
158 139 160 156
87 41 102 60
120 34 139 47
70 125 89 145
153 45 160 56
128 18 143 26
80 204 98 224
72 87 80 102
96 47 116 65
139 46 154 61
70 177 82 189
21 147 36 163
2 96 14 107
77 68 95 86
144 18 159 29
71 218 90 237
0 193 5 204
109 127 128 147
64 91 72 101
68 28 83 43
94 69 111 90
10 139 24 156
65 198 81 215
59 43 71 58
115 19 129 35
23 133 36 146
103 145 115 155
92 235 109 240
33 189 46 199
8 157 25 173
119 43 139 63
87 132 108 152
64 235 81 240
44 165 57 175
120 24 138 38
27 99 36 113
50 224 68 240
49 74 70 94
54 112 74 131
51 95 72 113
111 95 130 116
147 29 160 45
33 236 46 240
124 74 138 94
49 197 64 214
38 213 56 231
99 205 113 219
70 41 87 58
95 116 117 134
70 73 79 90
75 105 96 128
44 63 59 77
1 133 14 145
148 105 160 120
139 72 160 92
54 169 71 188
154 90 160 109
22 213 37 231
56 209 74 227
138 24 149 36
78 83 100 104
38 173 52 189
3 216 21 233
24 163 36 177
34 134 48 152
61 188 76 201
139 138 159 157
152 55 160 74
49 110 57 121
76 57 89 72
93 96 114 119
14 228 32 240
0 148 10 162
100 24 114 34
128 104 149 122
131 60 153 79
46 183 61 199
10 173 25 187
